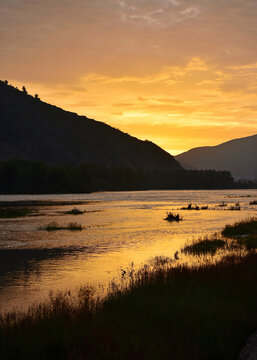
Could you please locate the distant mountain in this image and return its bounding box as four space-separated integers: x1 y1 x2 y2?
175 134 257 180
0 81 181 171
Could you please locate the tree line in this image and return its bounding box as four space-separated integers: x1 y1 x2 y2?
0 159 254 195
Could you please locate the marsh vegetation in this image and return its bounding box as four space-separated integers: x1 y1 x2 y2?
64 207 85 215
38 221 83 231
182 237 226 255
164 212 182 222
180 203 200 210
222 217 257 237
1 218 257 359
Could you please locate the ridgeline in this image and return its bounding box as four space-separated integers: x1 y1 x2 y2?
0 80 180 171
0 80 253 193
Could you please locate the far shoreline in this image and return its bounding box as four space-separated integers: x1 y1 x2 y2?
0 186 257 199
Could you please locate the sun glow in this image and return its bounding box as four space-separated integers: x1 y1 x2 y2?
2 0 257 154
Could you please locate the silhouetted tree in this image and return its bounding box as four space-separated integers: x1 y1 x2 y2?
22 86 28 94
4 80 8 85
0 159 242 195
34 94 40 100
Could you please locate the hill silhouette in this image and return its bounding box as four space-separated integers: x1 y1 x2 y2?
175 134 257 180
0 81 181 171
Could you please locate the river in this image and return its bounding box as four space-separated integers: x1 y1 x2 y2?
0 189 256 312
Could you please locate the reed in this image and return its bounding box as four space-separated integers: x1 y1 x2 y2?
1 217 257 360
222 217 257 237
182 237 226 255
39 221 83 231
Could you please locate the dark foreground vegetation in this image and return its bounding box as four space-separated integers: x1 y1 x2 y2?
182 237 226 255
0 218 257 360
0 159 252 195
222 218 257 237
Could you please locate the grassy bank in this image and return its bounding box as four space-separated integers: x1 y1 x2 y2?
0 218 257 360
222 217 257 237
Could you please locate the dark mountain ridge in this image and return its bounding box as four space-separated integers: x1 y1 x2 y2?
0 81 181 171
175 134 257 180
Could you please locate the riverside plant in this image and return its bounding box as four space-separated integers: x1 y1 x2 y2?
164 212 182 222
180 203 200 210
222 217 257 237
182 237 226 256
65 207 85 215
1 217 257 360
228 205 241 211
39 221 83 231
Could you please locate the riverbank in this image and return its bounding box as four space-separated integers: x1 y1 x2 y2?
0 218 256 359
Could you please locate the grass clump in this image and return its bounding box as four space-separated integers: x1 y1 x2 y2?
222 217 257 238
228 205 241 211
182 237 226 255
39 221 83 231
66 222 83 231
39 221 61 231
164 212 182 222
0 207 33 218
180 203 200 210
65 207 85 215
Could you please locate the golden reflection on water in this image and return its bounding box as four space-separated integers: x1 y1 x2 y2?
0 190 256 312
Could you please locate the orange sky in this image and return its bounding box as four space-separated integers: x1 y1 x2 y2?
1 0 257 155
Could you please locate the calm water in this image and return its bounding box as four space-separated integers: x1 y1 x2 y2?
0 190 256 312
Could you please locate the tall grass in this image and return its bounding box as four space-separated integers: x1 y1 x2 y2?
222 217 257 237
182 237 226 255
1 217 257 360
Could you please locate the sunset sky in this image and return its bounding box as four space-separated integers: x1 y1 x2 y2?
1 0 257 155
